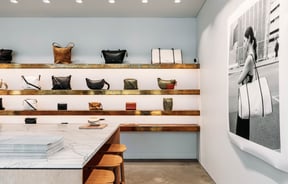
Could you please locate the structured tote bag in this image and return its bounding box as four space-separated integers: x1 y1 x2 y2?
151 48 182 64
238 57 272 119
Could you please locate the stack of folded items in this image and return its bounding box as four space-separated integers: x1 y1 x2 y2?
0 134 64 159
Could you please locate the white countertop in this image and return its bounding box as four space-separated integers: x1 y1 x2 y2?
0 122 120 169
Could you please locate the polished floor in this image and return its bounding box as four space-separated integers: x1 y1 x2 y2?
124 161 215 184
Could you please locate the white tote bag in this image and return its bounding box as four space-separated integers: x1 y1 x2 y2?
238 76 272 119
23 99 38 110
21 75 41 90
151 48 182 64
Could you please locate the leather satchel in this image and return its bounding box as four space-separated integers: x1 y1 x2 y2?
0 49 13 63
102 49 127 64
52 75 72 90
86 78 110 90
52 42 74 64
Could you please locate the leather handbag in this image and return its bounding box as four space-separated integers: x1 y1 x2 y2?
85 78 110 90
0 79 8 90
151 48 182 64
238 58 273 119
157 78 177 89
23 99 37 111
52 42 74 64
25 118 37 124
102 49 127 64
124 78 138 90
21 75 41 90
0 49 13 63
52 75 72 90
89 102 103 110
57 103 67 110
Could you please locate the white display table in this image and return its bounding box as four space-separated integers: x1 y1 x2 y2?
0 122 120 184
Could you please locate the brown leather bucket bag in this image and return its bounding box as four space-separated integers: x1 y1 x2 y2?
52 42 74 64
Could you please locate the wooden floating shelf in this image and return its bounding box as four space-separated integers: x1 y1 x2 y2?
0 89 200 95
120 123 200 132
0 63 199 69
0 110 200 116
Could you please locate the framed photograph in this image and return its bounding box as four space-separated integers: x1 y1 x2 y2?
228 0 288 172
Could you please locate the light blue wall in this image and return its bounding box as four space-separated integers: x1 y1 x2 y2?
0 18 197 63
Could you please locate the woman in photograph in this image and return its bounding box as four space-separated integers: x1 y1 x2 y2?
236 26 257 140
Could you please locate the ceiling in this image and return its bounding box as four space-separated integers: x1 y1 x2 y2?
0 0 206 18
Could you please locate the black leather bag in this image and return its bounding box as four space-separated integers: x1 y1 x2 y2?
86 78 110 90
25 118 37 124
102 50 127 64
0 49 13 63
52 75 72 90
57 103 67 110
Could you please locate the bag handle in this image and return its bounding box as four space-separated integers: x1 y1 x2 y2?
52 42 74 48
21 75 41 90
104 80 110 90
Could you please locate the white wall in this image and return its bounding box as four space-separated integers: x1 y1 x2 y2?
197 0 288 183
0 17 197 63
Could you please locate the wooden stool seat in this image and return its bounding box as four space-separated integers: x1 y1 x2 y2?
106 144 127 154
105 144 127 184
85 169 114 184
96 154 122 168
95 154 123 184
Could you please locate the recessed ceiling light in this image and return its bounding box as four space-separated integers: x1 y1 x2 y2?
174 0 181 3
142 0 148 3
108 0 115 4
10 0 19 4
42 0 51 4
76 0 83 3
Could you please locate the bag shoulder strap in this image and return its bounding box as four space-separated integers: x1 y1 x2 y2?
172 48 175 64
21 75 41 90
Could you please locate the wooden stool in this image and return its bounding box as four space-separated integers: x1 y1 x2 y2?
95 154 123 184
106 144 127 184
85 169 114 184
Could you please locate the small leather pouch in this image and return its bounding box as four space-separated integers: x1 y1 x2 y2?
89 102 103 110
126 102 136 110
57 103 67 110
25 118 37 124
124 78 138 90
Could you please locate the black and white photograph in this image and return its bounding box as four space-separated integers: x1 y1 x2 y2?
228 0 280 151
